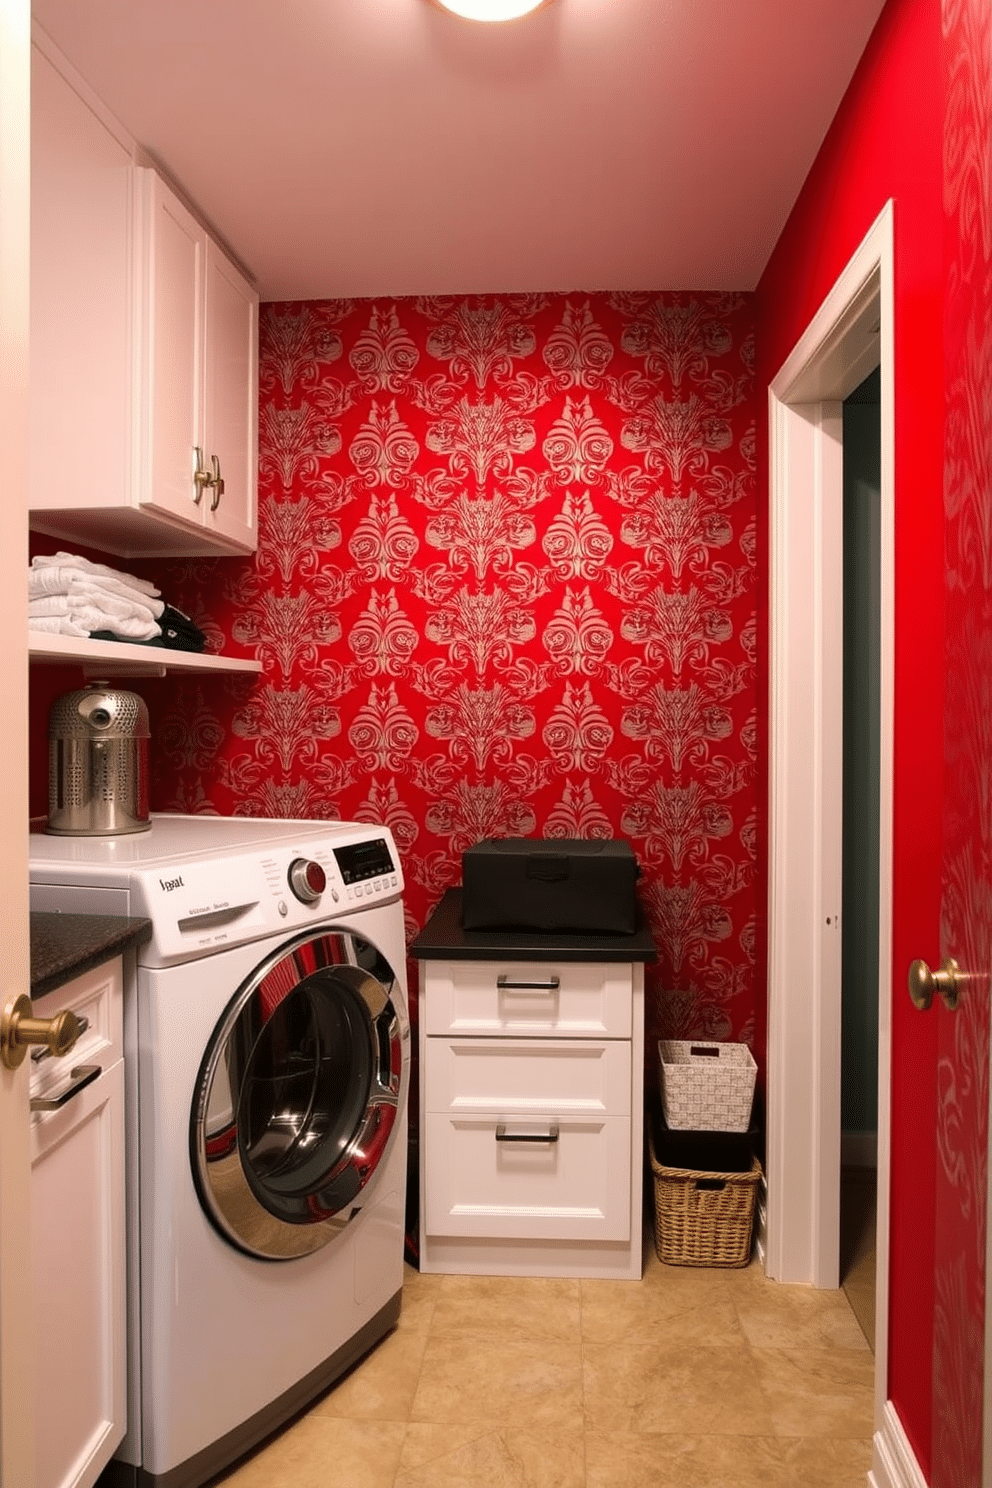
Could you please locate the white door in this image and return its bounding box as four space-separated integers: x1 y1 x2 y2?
0 0 36 1482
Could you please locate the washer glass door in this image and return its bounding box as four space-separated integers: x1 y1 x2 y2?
191 928 406 1260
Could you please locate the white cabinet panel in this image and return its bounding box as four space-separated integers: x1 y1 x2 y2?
423 959 633 1038
425 1036 631 1116
137 173 203 528
29 958 123 1099
135 169 257 554
30 960 126 1488
202 238 257 551
30 46 132 521
424 1111 631 1242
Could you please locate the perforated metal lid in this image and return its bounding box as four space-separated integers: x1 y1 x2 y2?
48 683 150 741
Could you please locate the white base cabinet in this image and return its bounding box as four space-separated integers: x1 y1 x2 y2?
418 957 644 1279
30 959 126 1488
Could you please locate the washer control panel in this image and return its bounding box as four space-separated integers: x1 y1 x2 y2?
332 836 398 905
333 836 395 886
112 825 404 966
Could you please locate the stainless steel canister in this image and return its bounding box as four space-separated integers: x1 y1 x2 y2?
47 683 151 835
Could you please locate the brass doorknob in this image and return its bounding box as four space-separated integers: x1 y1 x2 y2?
0 994 81 1071
907 957 961 1013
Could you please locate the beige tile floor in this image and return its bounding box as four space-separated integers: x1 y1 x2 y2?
212 1226 876 1488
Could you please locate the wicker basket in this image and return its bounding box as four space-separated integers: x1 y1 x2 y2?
658 1039 757 1132
648 1127 762 1268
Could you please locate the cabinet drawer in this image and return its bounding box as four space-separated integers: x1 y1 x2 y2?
30 958 123 1113
424 1112 630 1242
422 960 632 1038
425 1037 630 1116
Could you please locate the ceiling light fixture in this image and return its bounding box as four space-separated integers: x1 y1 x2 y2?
432 0 549 21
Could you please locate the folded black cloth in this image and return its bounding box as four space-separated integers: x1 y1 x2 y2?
155 605 208 651
90 605 208 653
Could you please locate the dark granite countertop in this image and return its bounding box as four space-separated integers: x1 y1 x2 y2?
410 889 657 963
31 912 152 999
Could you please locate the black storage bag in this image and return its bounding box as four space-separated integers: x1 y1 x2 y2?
461 837 639 935
651 1111 753 1174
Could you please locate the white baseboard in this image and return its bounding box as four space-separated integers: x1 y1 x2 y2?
869 1400 927 1488
842 1130 878 1168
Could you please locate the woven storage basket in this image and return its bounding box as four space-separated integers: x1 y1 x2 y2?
657 1039 757 1132
648 1127 762 1268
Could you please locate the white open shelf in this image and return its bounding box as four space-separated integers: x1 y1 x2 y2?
29 631 262 679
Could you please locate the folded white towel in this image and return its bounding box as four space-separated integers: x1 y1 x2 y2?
28 573 164 622
30 592 159 627
28 596 161 641
28 566 165 617
30 551 160 598
28 614 90 638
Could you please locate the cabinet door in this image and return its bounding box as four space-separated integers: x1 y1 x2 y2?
31 1059 126 1488
137 170 205 531
202 237 257 551
30 46 133 515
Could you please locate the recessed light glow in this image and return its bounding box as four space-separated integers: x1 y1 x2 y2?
433 0 549 21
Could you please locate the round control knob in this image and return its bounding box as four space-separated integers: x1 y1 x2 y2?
287 858 326 905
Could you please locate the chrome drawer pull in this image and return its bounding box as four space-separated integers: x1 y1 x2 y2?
30 1064 101 1112
495 1123 560 1144
496 976 560 992
31 1014 89 1063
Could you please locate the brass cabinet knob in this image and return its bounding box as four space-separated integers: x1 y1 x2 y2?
907 957 961 1013
1 994 81 1071
192 445 211 505
209 453 224 511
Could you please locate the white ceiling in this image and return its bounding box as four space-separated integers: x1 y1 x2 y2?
31 0 888 302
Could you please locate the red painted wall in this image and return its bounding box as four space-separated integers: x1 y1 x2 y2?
136 292 760 1083
755 0 943 1471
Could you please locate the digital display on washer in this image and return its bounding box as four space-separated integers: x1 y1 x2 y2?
333 837 395 885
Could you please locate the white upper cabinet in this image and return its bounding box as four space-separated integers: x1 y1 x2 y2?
29 45 134 547
29 43 258 559
134 171 258 554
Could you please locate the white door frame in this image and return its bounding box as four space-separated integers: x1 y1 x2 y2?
766 200 894 1427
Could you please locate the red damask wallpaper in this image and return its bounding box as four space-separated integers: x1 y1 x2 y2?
148 291 759 1068
934 0 992 1481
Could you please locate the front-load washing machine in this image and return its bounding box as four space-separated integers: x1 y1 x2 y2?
29 814 411 1488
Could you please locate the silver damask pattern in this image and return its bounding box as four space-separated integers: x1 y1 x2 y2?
149 293 758 1061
